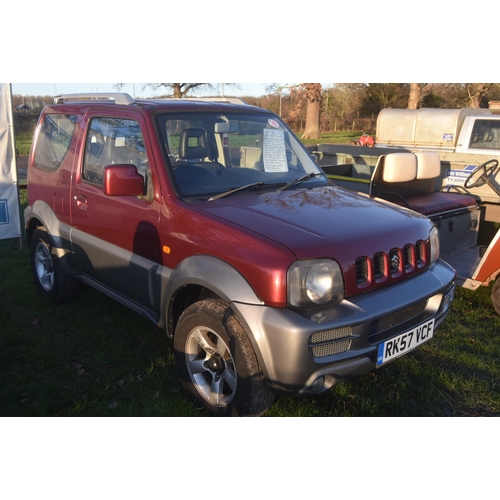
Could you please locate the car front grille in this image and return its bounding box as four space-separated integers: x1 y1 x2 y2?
309 300 429 358
355 240 426 287
369 300 427 343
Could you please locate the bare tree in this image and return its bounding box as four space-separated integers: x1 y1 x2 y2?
302 84 322 139
116 83 238 98
268 83 322 135
366 84 409 110
467 83 493 108
408 83 434 109
152 83 213 97
329 83 367 117
408 83 421 110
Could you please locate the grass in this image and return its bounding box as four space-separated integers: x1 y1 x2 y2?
15 133 33 156
299 130 365 146
0 240 202 417
2 190 500 417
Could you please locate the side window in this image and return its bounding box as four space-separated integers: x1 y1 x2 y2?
83 117 150 194
469 119 500 150
33 114 77 172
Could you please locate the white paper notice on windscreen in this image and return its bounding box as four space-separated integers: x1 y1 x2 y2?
263 129 288 173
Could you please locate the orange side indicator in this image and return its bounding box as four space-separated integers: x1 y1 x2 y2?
163 246 171 254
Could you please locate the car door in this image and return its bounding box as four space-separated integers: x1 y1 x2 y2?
70 112 162 309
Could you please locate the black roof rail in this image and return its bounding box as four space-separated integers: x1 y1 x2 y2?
55 92 135 105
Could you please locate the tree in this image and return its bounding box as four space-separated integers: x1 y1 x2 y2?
270 83 322 137
302 84 323 139
467 83 493 108
361 84 409 115
116 83 237 98
408 84 434 109
154 83 212 98
153 83 241 98
408 83 421 110
421 91 445 108
327 83 367 118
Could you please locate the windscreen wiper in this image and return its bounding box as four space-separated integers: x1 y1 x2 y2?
277 172 322 192
209 182 265 201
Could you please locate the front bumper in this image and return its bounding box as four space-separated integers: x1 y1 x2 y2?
232 259 456 396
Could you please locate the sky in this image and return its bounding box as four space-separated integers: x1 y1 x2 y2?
10 83 269 99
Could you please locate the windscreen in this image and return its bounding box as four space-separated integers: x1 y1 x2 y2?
156 111 325 198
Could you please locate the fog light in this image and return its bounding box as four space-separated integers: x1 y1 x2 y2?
312 377 325 393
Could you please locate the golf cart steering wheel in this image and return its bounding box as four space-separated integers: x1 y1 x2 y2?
464 159 499 189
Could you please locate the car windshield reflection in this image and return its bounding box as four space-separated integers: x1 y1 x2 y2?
156 112 326 198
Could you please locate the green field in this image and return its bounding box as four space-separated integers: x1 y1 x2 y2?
15 133 33 156
299 130 363 145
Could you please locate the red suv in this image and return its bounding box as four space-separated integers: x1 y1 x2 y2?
24 93 456 416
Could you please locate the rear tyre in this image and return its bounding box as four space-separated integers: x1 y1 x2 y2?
491 279 500 315
174 299 275 417
30 227 81 303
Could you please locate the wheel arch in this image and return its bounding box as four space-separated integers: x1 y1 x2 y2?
164 255 263 338
25 216 44 247
25 201 66 246
24 201 77 275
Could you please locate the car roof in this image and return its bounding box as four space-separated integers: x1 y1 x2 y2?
52 93 270 115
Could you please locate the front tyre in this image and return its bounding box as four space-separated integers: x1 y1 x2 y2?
174 299 274 417
30 227 80 303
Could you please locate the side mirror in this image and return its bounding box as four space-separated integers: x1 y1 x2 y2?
103 164 145 196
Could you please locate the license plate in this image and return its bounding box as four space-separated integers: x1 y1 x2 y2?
376 319 435 366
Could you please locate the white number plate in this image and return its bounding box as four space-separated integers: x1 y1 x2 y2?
376 319 435 366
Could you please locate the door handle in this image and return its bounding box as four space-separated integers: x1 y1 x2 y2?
74 195 88 211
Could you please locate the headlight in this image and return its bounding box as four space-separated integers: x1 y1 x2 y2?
429 226 440 268
288 259 345 308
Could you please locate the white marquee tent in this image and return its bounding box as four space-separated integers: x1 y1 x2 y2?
0 83 21 243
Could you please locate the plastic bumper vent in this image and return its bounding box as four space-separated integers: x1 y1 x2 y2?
310 326 353 358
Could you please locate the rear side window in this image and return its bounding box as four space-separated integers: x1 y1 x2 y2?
33 114 77 172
